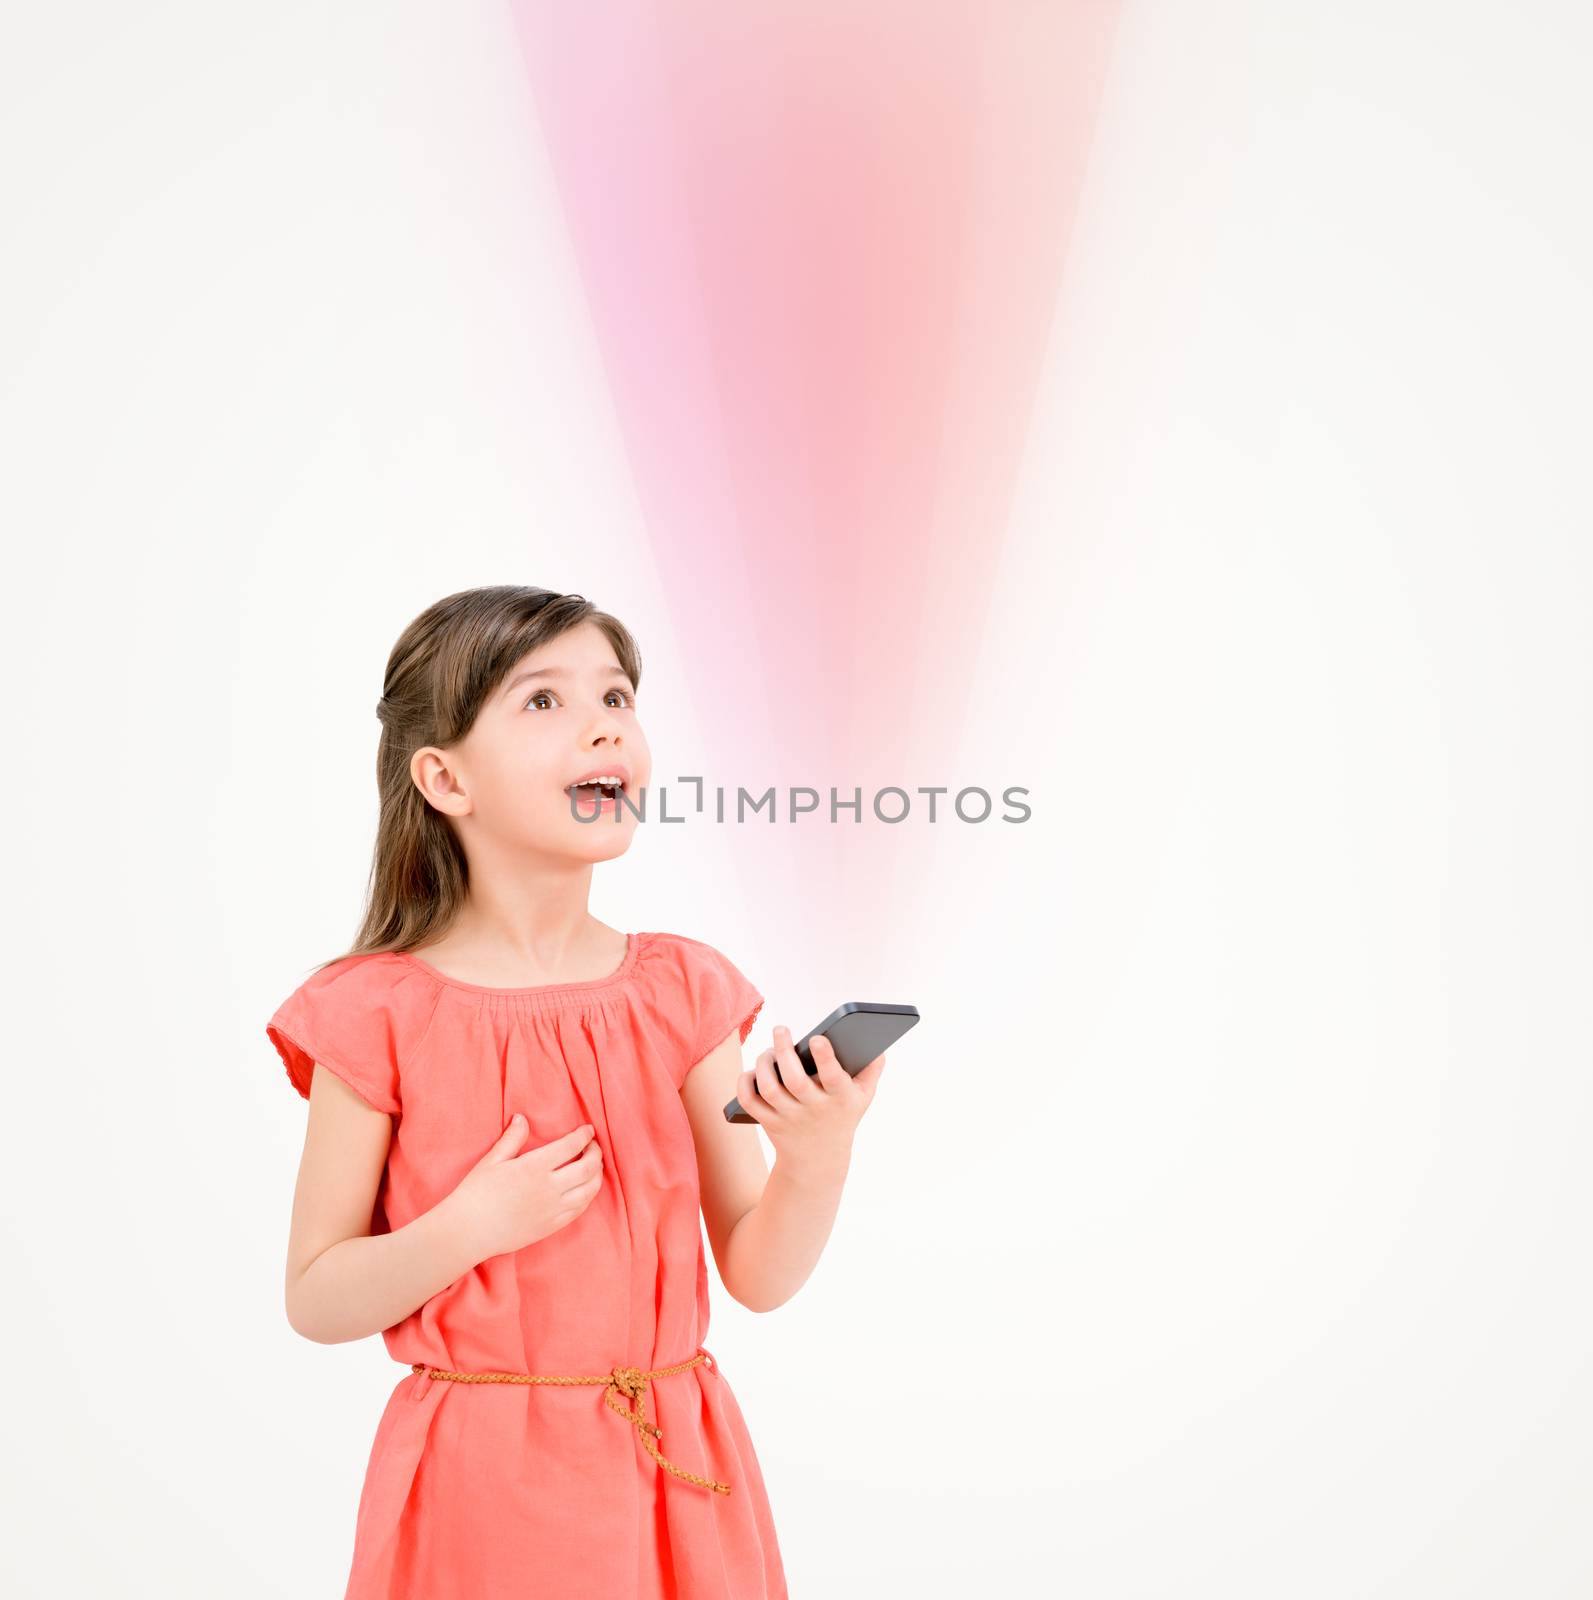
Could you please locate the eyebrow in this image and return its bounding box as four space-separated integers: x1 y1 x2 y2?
500 665 635 699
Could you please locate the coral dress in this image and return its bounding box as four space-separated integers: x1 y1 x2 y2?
266 930 785 1600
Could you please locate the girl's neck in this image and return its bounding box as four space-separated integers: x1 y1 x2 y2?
413 911 626 991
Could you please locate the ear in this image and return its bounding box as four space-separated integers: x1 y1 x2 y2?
411 746 473 818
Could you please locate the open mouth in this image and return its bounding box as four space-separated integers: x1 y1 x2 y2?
565 778 627 805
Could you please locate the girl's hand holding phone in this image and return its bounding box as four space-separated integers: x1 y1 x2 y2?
736 1025 886 1172
449 1116 604 1262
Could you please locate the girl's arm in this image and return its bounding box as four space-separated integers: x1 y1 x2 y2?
681 1026 877 1313
283 1063 482 1344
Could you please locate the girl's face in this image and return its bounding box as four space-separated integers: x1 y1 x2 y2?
416 621 651 864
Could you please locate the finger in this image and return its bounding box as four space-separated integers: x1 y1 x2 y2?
808 1033 849 1090
852 1052 886 1093
754 1036 802 1113
544 1124 598 1168
735 1070 768 1124
477 1112 533 1167
559 1143 604 1194
756 1039 801 1113
773 1025 820 1102
564 1166 604 1207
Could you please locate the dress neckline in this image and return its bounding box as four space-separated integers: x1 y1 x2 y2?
395 931 641 997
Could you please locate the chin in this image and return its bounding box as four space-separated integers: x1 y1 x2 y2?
561 820 637 862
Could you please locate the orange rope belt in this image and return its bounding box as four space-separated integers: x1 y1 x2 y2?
409 1345 731 1495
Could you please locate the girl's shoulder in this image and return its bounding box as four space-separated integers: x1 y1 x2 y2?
636 930 766 1072
635 928 752 993
264 950 441 1115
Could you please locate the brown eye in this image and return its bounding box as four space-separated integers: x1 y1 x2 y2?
607 689 635 708
527 690 557 710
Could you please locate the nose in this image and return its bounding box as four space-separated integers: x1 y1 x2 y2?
584 703 626 745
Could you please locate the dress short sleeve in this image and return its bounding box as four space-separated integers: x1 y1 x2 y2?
679 937 766 1068
266 953 416 1115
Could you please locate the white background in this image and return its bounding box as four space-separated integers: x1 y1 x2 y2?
3 3 1590 1596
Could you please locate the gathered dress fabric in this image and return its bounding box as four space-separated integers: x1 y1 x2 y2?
266 929 786 1600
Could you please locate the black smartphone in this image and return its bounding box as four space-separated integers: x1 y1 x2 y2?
723 1001 920 1123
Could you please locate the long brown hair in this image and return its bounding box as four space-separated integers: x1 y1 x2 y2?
315 585 643 971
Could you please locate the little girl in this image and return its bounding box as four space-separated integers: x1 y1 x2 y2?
266 585 886 1600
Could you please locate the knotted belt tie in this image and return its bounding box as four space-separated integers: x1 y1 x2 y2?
409 1346 731 1495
